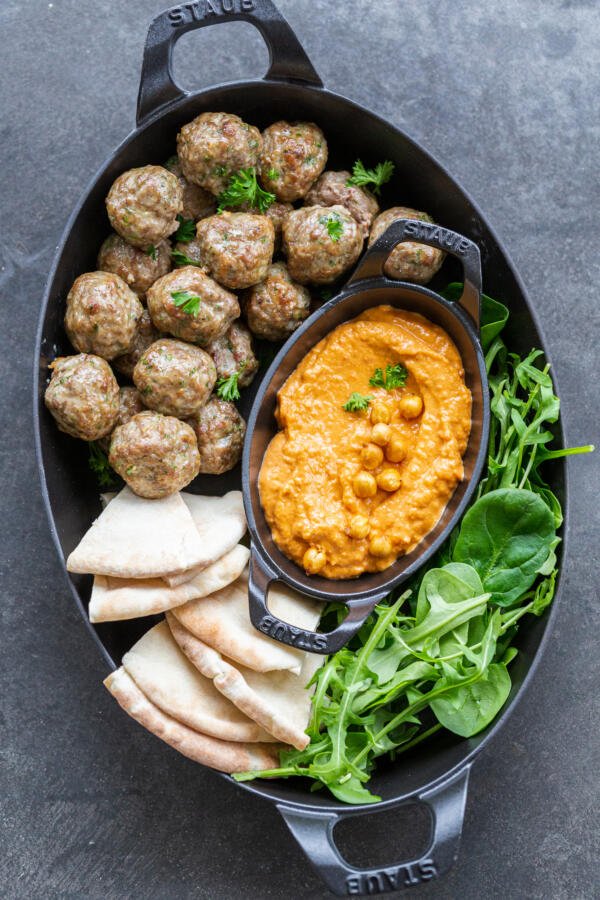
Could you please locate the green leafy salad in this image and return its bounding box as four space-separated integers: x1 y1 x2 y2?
235 285 593 803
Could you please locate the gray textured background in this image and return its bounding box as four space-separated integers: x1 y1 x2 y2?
1 1 599 897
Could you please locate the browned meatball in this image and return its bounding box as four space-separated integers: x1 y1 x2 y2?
99 386 146 452
164 155 216 221
186 398 246 475
305 171 379 238
206 320 258 389
369 207 445 284
243 262 311 341
194 212 274 290
283 205 363 285
266 201 293 253
112 309 163 379
133 338 216 418
44 354 119 441
109 411 200 498
258 121 327 202
97 234 171 297
177 112 261 196
147 266 239 346
106 165 183 249
64 272 143 361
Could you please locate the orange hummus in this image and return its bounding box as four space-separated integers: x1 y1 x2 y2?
258 305 472 580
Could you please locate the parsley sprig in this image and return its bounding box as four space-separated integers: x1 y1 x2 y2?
343 392 373 412
216 371 241 402
171 249 198 268
174 214 196 243
347 159 394 195
88 442 121 489
319 213 344 242
171 290 202 316
217 167 275 214
146 244 158 261
369 363 408 391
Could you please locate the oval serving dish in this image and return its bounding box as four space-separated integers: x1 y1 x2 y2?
34 2 567 894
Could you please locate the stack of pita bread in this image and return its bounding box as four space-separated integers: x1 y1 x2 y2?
67 486 324 773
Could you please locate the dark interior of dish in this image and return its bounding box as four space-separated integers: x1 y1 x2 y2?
35 80 566 809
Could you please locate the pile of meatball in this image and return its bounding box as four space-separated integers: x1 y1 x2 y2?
45 111 444 499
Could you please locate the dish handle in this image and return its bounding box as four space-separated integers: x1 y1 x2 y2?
248 550 385 655
137 0 323 126
348 220 482 328
277 766 471 896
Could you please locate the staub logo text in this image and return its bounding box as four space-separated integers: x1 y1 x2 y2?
346 860 437 894
404 220 471 254
169 0 255 25
257 615 327 652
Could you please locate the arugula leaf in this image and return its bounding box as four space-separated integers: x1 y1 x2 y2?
369 363 408 391
174 214 196 243
347 159 395 195
171 249 199 268
216 371 241 402
171 290 202 316
217 167 275 213
88 441 121 489
343 392 372 412
318 213 344 242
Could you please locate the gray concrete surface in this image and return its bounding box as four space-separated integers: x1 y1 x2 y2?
1 1 599 897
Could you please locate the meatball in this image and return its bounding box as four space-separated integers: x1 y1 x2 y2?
109 411 200 498
368 207 445 284
243 262 311 341
206 320 258 389
164 155 216 221
112 309 163 379
258 121 327 202
99 386 145 452
194 212 274 290
265 201 293 253
97 233 171 296
44 354 119 441
133 338 216 418
186 398 246 475
106 165 183 249
177 112 261 196
283 205 363 284
305 171 379 238
147 266 239 346
64 271 143 361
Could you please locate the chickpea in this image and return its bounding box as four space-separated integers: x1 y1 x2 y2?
386 435 407 463
371 401 391 425
353 470 377 498
349 515 370 539
369 535 393 558
371 423 392 446
377 468 402 492
361 443 384 470
303 547 326 574
398 393 423 419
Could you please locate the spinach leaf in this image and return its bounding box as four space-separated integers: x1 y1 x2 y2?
453 488 556 606
430 663 512 737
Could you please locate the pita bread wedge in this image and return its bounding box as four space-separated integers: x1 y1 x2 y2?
105 668 279 773
167 613 323 750
121 622 274 742
163 491 247 587
171 569 322 675
89 545 250 623
67 487 205 579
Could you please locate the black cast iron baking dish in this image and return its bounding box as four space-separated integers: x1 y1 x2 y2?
33 2 567 895
243 218 490 655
